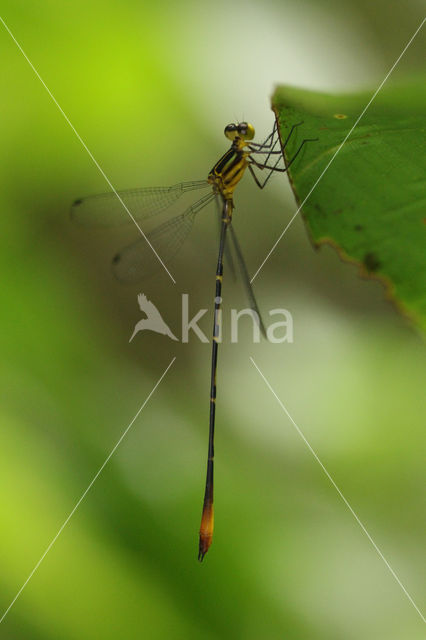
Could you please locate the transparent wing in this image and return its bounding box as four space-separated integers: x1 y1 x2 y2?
71 180 210 226
112 191 216 282
229 223 267 338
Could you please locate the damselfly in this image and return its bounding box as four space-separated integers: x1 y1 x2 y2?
72 119 315 561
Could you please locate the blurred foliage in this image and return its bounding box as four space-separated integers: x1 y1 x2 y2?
0 1 425 640
273 82 426 331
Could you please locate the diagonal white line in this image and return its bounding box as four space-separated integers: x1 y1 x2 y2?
0 15 176 284
250 356 426 624
0 357 176 624
250 17 426 283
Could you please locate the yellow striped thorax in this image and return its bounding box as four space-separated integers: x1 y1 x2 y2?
208 122 255 201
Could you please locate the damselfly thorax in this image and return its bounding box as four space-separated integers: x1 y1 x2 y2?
208 122 254 202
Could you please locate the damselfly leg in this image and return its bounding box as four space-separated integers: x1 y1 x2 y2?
248 121 318 189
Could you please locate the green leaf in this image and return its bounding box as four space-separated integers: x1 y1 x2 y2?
272 82 426 331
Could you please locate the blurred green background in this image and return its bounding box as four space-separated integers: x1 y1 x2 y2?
0 1 424 638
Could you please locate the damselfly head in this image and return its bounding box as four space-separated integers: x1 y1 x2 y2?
224 122 255 142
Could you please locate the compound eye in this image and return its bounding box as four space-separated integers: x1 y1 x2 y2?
224 123 238 139
238 122 248 135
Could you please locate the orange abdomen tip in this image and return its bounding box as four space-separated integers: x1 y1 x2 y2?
198 502 214 562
